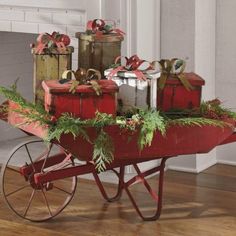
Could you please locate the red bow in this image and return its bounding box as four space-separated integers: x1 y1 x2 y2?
107 55 154 81
34 32 69 54
87 19 125 37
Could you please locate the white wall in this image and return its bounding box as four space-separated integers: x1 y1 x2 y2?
160 0 196 171
160 0 195 71
0 32 36 141
216 0 236 166
0 0 103 72
195 0 217 171
161 0 218 172
195 0 216 101
0 0 102 141
136 0 160 61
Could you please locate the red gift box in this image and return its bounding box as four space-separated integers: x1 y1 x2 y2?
42 80 119 119
157 72 205 111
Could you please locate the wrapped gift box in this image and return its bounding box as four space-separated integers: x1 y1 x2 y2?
105 69 204 112
76 19 124 77
157 73 205 111
32 47 74 104
75 33 123 77
42 80 119 119
104 69 160 112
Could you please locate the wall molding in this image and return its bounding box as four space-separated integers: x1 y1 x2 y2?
217 160 236 166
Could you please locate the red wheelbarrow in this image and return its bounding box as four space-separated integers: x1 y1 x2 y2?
0 101 235 222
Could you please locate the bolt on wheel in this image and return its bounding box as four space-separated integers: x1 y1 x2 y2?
0 138 77 222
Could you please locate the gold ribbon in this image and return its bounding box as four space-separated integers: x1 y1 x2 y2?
154 58 194 91
61 68 102 95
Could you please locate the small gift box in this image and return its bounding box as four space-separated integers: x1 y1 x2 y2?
76 19 125 76
156 59 205 111
42 69 119 119
31 32 74 104
105 57 205 113
105 55 160 112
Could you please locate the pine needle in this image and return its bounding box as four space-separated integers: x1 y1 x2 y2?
93 129 114 172
167 117 230 128
137 109 166 150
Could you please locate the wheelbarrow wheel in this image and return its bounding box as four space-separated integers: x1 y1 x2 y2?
0 137 77 222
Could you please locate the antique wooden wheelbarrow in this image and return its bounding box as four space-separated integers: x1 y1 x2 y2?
0 101 236 222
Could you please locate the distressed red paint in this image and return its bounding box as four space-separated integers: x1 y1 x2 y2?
157 72 205 111
42 80 119 119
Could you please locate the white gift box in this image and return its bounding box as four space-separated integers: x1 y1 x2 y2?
104 69 161 112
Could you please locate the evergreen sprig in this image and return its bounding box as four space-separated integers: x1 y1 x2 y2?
47 113 90 142
137 109 166 150
200 100 236 120
93 129 114 172
0 83 50 126
167 117 229 128
1 84 236 172
90 112 115 128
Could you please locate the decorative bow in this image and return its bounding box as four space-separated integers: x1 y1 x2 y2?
107 55 155 81
156 58 193 91
86 19 125 37
32 32 70 54
60 68 102 95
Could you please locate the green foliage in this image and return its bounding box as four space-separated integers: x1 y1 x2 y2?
167 117 229 128
137 109 166 150
93 129 114 172
91 111 115 128
200 100 236 120
1 83 236 172
47 113 90 142
226 110 236 119
0 82 50 126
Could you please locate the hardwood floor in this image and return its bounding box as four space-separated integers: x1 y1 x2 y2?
0 164 235 236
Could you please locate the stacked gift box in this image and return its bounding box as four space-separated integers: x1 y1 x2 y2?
31 19 205 119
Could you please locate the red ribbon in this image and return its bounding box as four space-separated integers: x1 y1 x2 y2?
107 55 154 81
87 19 125 37
34 32 67 54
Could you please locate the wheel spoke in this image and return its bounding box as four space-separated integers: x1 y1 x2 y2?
2 140 77 221
24 144 35 172
35 149 50 162
23 189 36 217
41 189 53 217
5 184 30 197
41 143 53 172
6 165 21 174
53 185 73 195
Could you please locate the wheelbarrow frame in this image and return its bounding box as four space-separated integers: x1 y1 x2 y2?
0 101 236 221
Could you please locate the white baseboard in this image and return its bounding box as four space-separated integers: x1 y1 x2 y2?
196 157 217 173
167 165 198 173
167 159 217 174
217 160 236 166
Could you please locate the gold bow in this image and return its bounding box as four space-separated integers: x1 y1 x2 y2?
154 58 194 91
61 68 102 95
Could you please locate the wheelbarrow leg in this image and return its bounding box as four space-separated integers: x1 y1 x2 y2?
117 157 168 221
93 166 125 202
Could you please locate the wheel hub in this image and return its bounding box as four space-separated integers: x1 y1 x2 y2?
28 172 44 190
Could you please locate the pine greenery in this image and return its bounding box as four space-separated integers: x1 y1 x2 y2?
200 100 236 120
0 82 50 126
47 113 90 142
1 84 236 172
167 117 229 128
137 109 166 150
93 129 114 172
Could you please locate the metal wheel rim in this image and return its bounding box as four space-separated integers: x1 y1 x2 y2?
0 137 77 222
